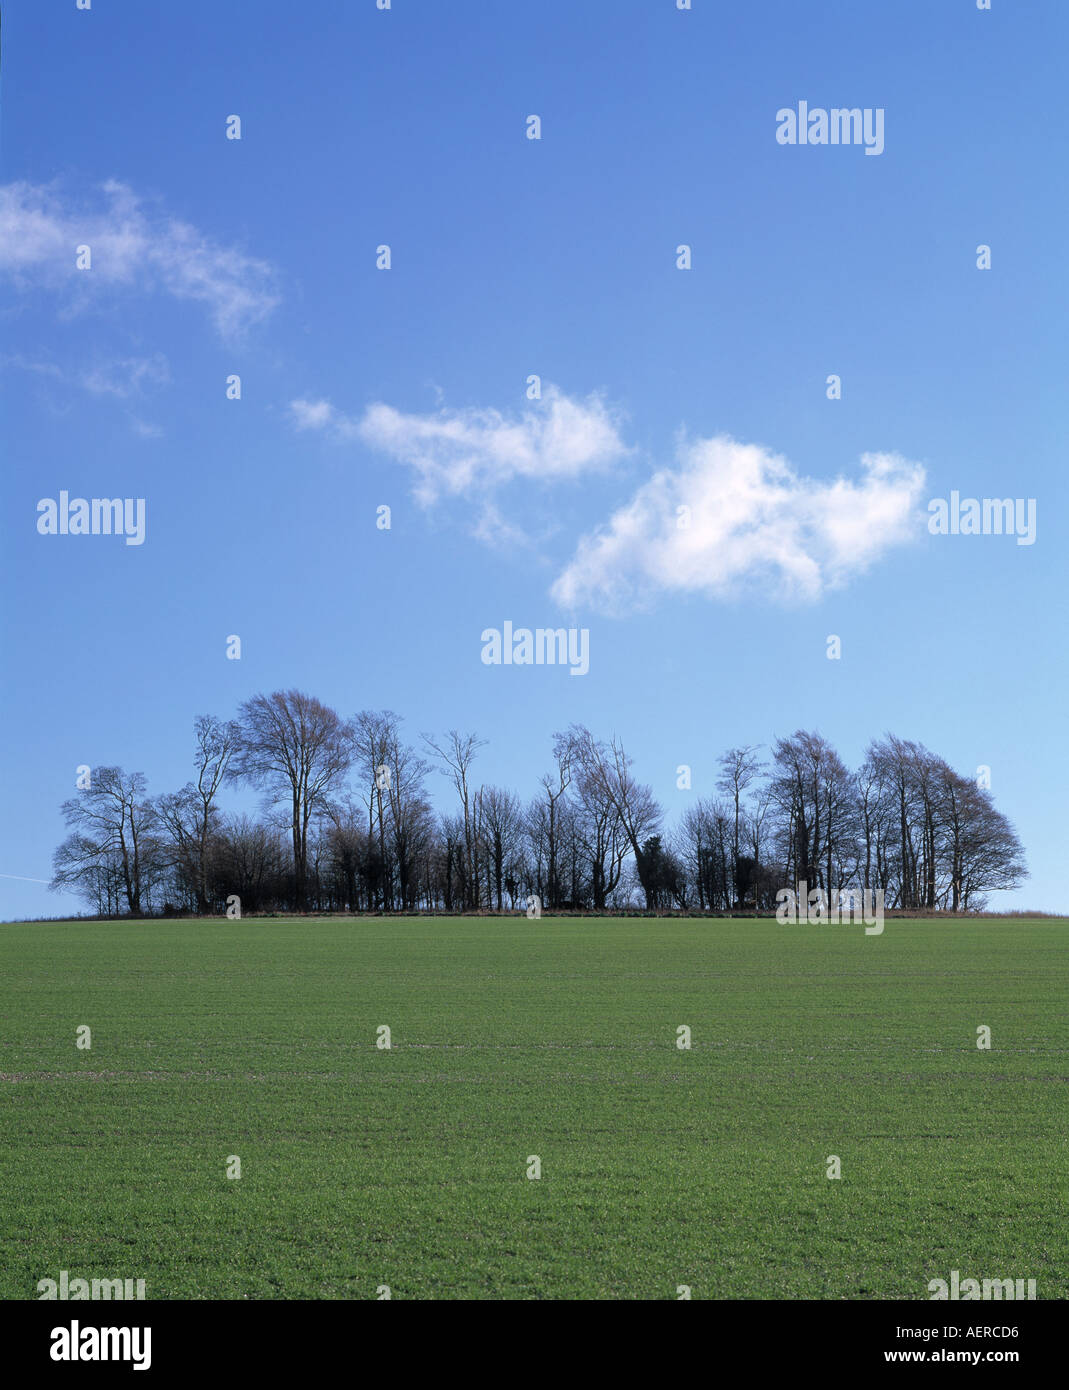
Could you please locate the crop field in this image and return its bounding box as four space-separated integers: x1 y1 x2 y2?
0 916 1066 1300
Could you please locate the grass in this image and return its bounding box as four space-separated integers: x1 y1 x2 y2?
1 915 1066 1300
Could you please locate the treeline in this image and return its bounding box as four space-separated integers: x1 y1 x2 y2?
51 691 1027 918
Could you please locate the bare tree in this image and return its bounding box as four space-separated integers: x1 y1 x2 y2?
526 736 573 909
480 786 524 910
678 797 731 910
569 739 627 911
745 780 775 910
52 767 160 915
936 765 1026 910
158 715 238 912
380 715 434 912
563 725 662 909
232 691 352 910
423 731 487 909
716 745 765 908
351 711 397 909
770 730 853 896
213 813 287 915
866 735 931 908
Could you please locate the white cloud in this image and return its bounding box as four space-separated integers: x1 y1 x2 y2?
81 353 170 398
551 435 927 613
290 397 340 433
128 416 163 439
0 180 279 337
290 385 629 506
470 498 544 554
2 350 170 409
0 354 66 380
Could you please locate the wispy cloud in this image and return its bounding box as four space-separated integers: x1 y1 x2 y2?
290 397 340 433
2 351 171 431
81 353 170 398
552 436 927 613
289 385 630 506
128 415 164 439
0 180 279 338
0 354 67 381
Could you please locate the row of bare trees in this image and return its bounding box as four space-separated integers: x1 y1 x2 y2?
50 690 1027 917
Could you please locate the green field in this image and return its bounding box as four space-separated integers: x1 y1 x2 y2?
1 916 1066 1300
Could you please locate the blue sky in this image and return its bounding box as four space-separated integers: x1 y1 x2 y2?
2 0 1065 918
